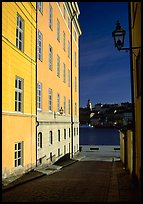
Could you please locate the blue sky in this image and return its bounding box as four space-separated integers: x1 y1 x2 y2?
78 2 131 107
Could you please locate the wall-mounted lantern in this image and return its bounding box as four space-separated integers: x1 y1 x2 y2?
112 20 141 51
59 107 64 115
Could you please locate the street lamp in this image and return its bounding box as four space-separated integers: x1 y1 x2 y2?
112 20 126 50
112 20 141 51
59 107 64 115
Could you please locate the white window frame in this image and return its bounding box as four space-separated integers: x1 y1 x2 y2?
68 41 70 58
57 93 60 113
75 76 77 92
49 131 53 145
64 129 66 139
14 142 23 167
15 76 23 112
58 148 60 157
63 31 66 51
48 88 52 111
68 69 70 87
38 2 43 13
38 132 42 149
63 63 66 83
74 51 77 67
64 96 66 114
63 4 66 19
49 4 53 30
68 99 70 115
16 14 24 51
57 55 60 77
38 31 42 61
57 19 60 42
37 82 42 111
58 130 60 142
49 44 53 70
75 102 77 116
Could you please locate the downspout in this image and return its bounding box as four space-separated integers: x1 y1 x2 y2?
35 2 38 167
70 13 74 158
128 2 136 187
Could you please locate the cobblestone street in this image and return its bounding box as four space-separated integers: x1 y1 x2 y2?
2 159 140 202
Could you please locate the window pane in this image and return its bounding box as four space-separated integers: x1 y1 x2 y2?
15 152 17 159
18 158 21 165
18 151 21 158
15 160 17 167
18 102 21 111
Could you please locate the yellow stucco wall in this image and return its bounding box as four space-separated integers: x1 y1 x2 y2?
37 2 79 117
120 131 124 163
130 2 141 180
126 130 133 174
2 2 37 177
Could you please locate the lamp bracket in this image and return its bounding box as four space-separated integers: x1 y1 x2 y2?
118 47 141 51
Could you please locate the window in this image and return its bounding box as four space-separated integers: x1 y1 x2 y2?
15 76 23 112
50 152 52 161
49 131 53 145
38 132 42 149
49 44 53 70
74 128 76 136
63 31 66 51
58 130 60 142
58 148 60 157
64 129 66 139
75 76 77 92
68 99 70 114
37 82 42 110
49 4 53 30
57 93 60 112
74 52 77 67
77 127 78 135
68 17 71 31
64 96 66 114
57 19 60 42
68 41 70 58
75 102 77 116
14 142 23 167
48 88 52 111
63 5 66 19
74 31 77 42
64 145 66 154
57 55 60 77
16 14 24 51
63 63 66 83
69 128 70 138
38 2 43 13
69 143 70 153
38 31 42 61
68 69 70 87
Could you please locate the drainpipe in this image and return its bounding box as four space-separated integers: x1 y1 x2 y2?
70 6 76 158
128 2 136 188
70 12 74 158
35 2 38 167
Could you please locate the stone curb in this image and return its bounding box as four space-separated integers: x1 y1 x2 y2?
2 173 46 192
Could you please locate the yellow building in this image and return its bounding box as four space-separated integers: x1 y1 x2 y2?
130 2 141 185
119 2 141 189
37 2 82 166
2 2 37 179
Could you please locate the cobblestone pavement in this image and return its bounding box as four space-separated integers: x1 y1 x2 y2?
2 158 141 202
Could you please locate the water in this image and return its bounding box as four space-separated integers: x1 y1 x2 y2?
78 125 120 161
79 125 120 146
